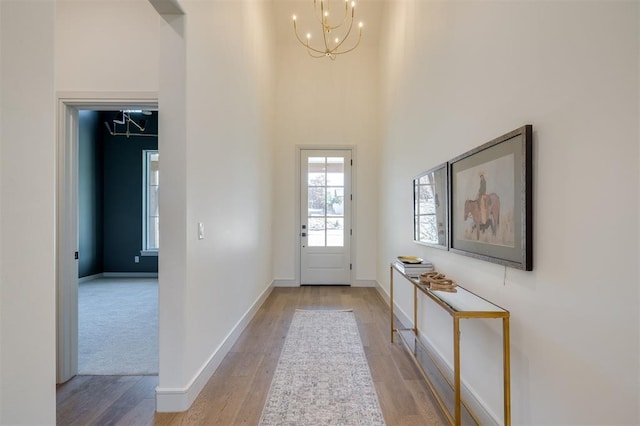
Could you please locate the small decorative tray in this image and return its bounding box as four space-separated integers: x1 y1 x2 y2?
397 256 423 264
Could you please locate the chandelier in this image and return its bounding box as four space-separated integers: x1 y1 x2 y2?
292 0 363 61
104 110 157 139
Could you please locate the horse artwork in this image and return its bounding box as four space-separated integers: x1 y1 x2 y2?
449 125 532 269
464 193 501 240
454 152 516 247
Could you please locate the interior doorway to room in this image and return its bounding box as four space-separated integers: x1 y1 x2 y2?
76 109 159 375
300 149 352 285
56 98 158 384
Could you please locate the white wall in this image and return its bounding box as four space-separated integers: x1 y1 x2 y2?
272 1 382 284
157 10 189 393
184 0 275 397
379 1 639 424
155 0 276 410
55 0 276 412
0 1 56 424
56 0 159 93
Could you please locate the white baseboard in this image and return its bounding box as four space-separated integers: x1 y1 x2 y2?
352 279 377 287
375 281 413 329
78 273 103 284
417 331 500 425
155 281 274 412
275 279 377 287
273 279 298 287
79 272 159 282
103 272 159 278
375 280 499 425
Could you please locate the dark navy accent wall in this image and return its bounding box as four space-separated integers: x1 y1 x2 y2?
78 110 104 278
102 111 159 273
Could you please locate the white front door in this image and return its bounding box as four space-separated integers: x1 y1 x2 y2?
300 149 352 285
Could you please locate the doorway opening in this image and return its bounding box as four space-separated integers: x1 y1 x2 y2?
56 95 158 384
77 109 158 375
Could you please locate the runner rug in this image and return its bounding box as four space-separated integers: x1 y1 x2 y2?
259 309 386 425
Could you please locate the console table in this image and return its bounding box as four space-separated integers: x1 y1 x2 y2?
390 262 511 425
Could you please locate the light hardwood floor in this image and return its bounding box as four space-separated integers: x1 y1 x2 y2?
57 286 446 425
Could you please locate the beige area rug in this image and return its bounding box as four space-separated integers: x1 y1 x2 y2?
259 309 386 425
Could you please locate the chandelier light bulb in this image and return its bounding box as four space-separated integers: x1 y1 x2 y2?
292 14 297 21
306 33 312 39
359 22 363 28
351 1 355 7
335 37 339 43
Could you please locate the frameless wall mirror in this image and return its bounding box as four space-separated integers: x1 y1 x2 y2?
413 163 449 249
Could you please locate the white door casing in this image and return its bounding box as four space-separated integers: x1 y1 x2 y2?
300 149 352 285
56 93 158 383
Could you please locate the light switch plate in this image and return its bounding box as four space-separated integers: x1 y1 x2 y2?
198 222 205 240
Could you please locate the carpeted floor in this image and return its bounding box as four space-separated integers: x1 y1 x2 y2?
259 309 386 425
78 277 158 375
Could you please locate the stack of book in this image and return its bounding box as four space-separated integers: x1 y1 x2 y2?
393 258 434 277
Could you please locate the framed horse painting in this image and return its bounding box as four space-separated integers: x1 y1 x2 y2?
448 125 533 270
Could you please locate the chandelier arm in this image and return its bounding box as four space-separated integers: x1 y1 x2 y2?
331 30 362 55
127 116 145 131
325 0 350 31
307 49 327 59
315 0 326 30
320 1 331 52
330 12 355 52
321 34 330 55
293 22 329 55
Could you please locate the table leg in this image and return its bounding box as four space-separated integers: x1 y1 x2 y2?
503 317 511 426
414 285 418 336
454 317 461 425
390 266 394 343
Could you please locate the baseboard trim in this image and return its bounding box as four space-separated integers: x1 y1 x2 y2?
274 279 377 287
103 272 159 278
78 273 103 284
352 279 377 287
375 281 413 329
375 280 499 425
273 279 299 287
155 281 275 412
417 331 500 425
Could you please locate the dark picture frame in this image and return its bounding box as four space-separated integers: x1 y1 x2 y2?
449 125 533 270
413 162 448 250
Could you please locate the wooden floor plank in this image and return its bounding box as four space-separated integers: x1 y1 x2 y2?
57 287 446 425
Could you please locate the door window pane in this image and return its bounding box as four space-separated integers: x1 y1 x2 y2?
308 157 326 186
326 157 344 186
327 187 344 217
327 218 344 247
308 217 325 247
308 187 326 216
